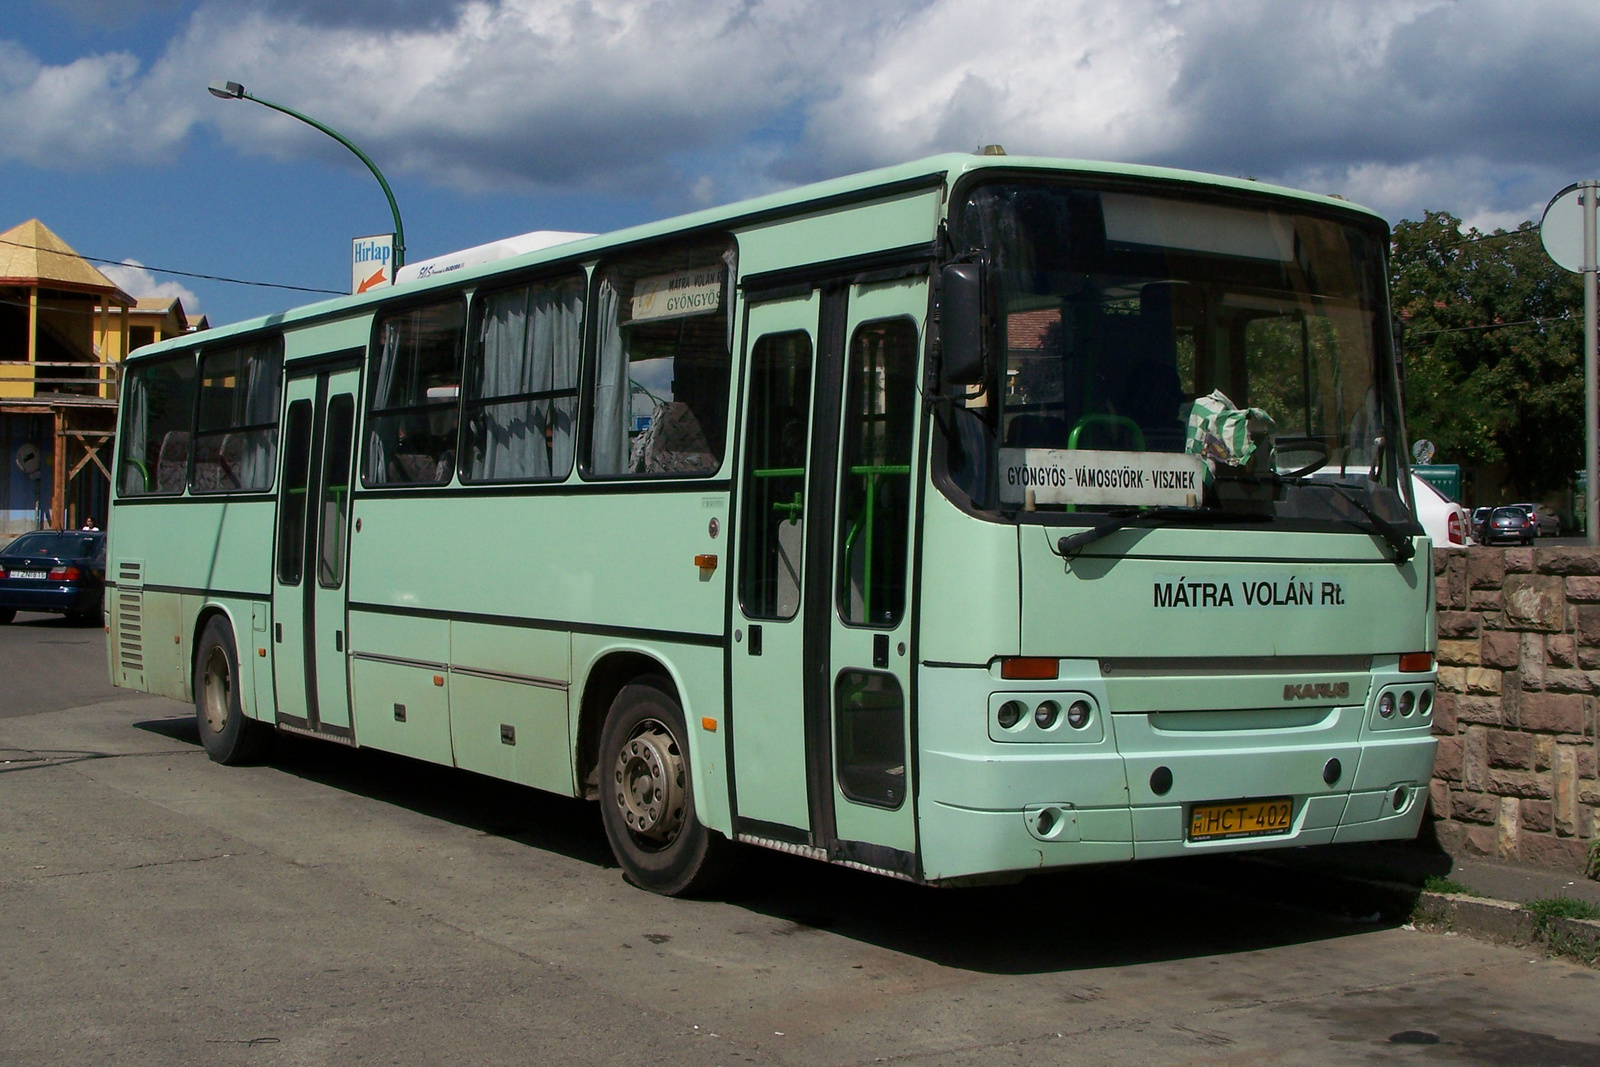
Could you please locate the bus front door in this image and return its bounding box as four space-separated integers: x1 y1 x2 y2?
730 278 923 876
816 280 923 872
272 363 360 739
730 292 820 838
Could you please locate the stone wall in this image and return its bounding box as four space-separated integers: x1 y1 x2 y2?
1429 546 1600 873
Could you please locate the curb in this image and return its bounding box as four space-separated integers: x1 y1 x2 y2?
1411 891 1600 963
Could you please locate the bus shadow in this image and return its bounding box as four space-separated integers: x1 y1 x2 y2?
133 713 616 870
721 847 1419 975
132 712 1422 974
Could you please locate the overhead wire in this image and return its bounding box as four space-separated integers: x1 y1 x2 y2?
0 235 344 295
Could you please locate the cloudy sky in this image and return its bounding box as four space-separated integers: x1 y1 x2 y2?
5 0 1598 325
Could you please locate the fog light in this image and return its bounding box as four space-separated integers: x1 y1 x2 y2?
1399 690 1416 717
1418 689 1433 717
1378 692 1395 718
1034 700 1060 729
996 700 1025 729
1066 699 1092 729
1393 785 1408 811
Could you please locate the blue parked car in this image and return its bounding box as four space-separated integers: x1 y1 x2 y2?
0 530 107 624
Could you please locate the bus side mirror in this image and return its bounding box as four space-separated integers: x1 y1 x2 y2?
940 263 987 388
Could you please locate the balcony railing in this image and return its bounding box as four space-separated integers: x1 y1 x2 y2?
0 360 121 403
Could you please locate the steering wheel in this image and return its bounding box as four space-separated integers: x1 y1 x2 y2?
1271 436 1329 478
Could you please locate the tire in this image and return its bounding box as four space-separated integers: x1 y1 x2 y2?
194 615 270 765
0 608 14 625
597 674 735 896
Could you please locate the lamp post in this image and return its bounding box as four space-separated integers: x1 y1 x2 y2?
207 80 405 270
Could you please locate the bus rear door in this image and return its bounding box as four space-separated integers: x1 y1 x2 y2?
272 361 360 738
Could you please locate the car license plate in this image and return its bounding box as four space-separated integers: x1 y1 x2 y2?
1188 797 1293 841
11 570 47 580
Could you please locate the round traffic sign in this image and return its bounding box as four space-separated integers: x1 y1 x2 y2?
1540 182 1597 274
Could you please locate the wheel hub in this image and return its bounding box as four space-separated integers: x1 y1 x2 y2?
613 720 685 843
201 646 230 735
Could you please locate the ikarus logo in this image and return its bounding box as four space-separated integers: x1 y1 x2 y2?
1283 681 1351 701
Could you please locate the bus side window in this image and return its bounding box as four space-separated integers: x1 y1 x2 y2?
738 330 813 620
586 239 736 478
365 300 467 487
192 337 283 493
118 354 196 497
837 317 917 628
277 400 314 585
461 273 585 483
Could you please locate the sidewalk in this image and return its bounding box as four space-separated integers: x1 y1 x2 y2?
1257 837 1600 963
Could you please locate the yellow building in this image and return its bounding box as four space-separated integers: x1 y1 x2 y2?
1 218 134 533
97 296 208 364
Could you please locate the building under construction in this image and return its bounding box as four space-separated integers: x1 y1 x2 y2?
1 219 201 537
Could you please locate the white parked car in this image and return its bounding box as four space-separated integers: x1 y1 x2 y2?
1410 473 1471 547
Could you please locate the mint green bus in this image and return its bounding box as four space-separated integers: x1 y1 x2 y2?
106 153 1437 895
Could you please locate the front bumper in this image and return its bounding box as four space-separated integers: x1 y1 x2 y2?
917 663 1438 882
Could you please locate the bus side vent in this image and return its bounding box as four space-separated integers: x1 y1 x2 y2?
115 560 145 688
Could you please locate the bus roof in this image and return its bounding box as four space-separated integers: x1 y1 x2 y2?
126 152 1385 361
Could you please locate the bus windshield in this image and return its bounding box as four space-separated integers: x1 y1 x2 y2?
949 180 1410 536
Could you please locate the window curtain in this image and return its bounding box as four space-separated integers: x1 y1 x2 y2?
237 345 282 490
121 373 150 495
473 282 583 480
367 321 403 482
591 281 628 475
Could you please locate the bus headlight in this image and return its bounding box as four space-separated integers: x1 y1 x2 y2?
997 700 1025 729
1034 700 1060 729
1378 692 1395 718
1398 690 1415 717
1066 700 1092 729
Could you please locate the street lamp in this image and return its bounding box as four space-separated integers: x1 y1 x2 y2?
208 80 405 269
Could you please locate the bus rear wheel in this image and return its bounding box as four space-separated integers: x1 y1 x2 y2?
598 675 733 896
195 615 269 765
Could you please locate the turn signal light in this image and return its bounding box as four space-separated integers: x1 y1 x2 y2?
999 657 1058 680
1398 652 1432 673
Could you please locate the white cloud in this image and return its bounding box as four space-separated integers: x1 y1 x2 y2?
2 0 1598 226
99 259 201 312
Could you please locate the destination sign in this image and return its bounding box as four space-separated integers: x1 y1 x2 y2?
998 448 1204 507
631 266 724 323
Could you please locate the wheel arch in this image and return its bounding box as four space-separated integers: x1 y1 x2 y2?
574 648 682 801
189 603 245 704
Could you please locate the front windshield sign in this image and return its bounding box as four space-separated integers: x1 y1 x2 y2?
948 179 1407 534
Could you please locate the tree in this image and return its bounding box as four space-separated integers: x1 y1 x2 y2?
1390 211 1584 499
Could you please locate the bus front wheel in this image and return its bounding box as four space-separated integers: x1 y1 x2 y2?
195 615 270 765
598 675 732 896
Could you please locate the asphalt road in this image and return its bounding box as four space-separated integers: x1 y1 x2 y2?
3 627 1599 1065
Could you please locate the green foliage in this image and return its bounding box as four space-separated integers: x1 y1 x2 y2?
1421 875 1477 896
1589 838 1600 882
1390 212 1584 497
1523 896 1600 922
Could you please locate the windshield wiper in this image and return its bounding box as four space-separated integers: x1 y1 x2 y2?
1286 478 1415 563
1056 506 1269 555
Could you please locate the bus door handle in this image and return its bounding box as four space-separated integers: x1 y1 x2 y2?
748 625 762 656
335 630 343 652
874 633 889 668
275 623 282 643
